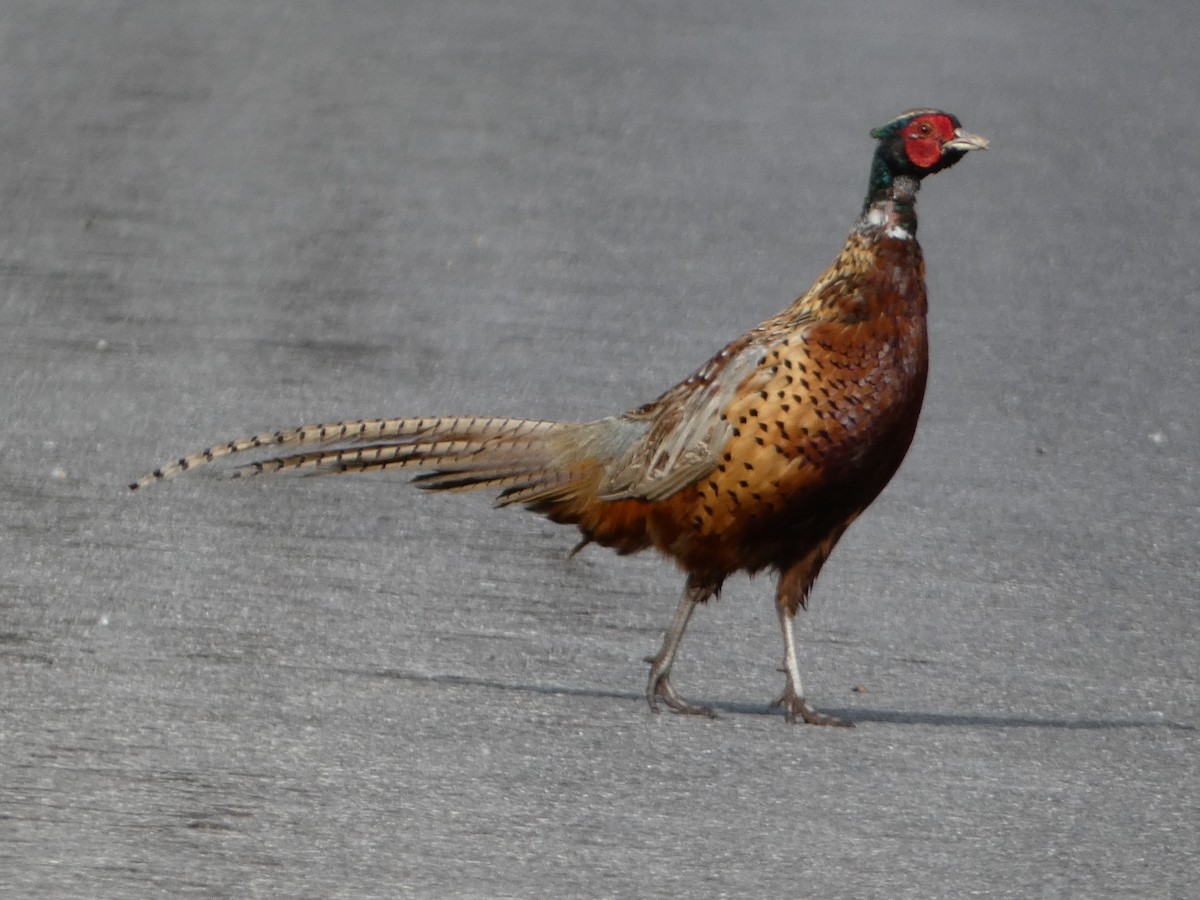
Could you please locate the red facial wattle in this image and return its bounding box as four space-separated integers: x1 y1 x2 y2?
903 114 958 169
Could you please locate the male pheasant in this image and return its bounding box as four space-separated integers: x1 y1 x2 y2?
133 109 987 726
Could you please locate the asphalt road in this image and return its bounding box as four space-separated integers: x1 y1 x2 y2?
3 1 1197 897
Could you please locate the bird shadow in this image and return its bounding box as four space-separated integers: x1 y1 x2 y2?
344 666 1194 732
828 706 1194 731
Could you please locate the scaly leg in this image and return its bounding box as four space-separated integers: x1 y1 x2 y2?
771 604 853 727
645 578 716 717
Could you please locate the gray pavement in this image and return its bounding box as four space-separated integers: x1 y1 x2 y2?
2 1 1197 897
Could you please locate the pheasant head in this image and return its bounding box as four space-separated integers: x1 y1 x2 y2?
861 108 988 236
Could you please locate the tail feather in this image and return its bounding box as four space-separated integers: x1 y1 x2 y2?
493 471 585 508
226 437 516 479
129 416 587 501
133 411 682 555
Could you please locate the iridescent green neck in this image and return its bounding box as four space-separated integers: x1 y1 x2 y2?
859 153 921 238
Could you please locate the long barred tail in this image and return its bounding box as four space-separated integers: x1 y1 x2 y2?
128 416 591 507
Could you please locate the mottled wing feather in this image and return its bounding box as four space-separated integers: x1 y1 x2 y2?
597 336 799 502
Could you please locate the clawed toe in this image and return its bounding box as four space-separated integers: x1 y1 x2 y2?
645 658 717 718
771 690 854 727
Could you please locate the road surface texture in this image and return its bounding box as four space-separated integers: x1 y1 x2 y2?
2 1 1196 897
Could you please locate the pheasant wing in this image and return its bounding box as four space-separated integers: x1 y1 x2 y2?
598 333 795 502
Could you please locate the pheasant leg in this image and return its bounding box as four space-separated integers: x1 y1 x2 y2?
771 604 854 727
645 579 716 717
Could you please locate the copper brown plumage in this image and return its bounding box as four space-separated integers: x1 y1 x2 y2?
132 109 987 726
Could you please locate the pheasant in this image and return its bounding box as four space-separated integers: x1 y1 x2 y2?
132 109 987 726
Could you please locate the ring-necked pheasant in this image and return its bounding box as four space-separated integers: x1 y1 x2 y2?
132 109 987 726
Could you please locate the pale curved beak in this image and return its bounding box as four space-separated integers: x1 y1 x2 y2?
944 128 990 152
